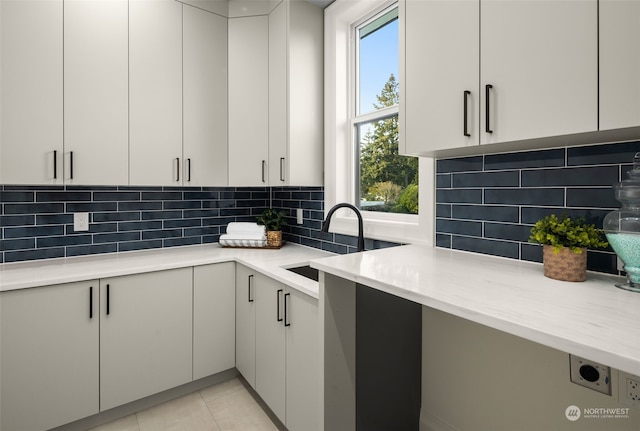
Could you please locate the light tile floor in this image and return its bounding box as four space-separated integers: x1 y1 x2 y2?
88 378 279 431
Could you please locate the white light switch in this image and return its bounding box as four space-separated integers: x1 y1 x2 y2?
74 212 89 232
296 208 303 224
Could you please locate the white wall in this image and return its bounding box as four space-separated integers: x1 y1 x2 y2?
422 307 639 431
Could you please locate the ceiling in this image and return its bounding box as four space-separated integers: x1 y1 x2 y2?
306 0 334 8
180 0 335 16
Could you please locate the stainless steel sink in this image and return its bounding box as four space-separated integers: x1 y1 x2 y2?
286 265 319 282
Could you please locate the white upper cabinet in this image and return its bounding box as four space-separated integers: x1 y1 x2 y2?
268 0 324 186
401 0 479 154
228 15 270 186
183 5 228 186
599 0 640 130
480 0 597 145
1 0 63 185
401 0 598 155
64 0 129 185
129 0 183 186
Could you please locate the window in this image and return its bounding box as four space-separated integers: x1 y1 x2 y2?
354 6 418 215
325 0 434 245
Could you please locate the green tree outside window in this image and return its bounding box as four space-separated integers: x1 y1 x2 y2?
359 74 418 214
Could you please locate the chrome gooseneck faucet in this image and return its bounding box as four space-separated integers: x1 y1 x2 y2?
322 203 365 252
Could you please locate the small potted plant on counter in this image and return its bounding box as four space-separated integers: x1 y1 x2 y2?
257 208 288 248
529 214 608 282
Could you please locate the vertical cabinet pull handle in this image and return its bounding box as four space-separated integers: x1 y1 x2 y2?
89 286 93 319
248 275 254 302
176 158 180 182
53 150 58 179
277 289 283 322
187 158 191 182
284 293 291 327
261 160 266 183
485 84 493 134
70 151 74 179
463 90 471 137
106 284 110 315
280 157 285 182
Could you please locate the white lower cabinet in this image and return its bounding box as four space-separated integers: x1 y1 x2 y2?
0 281 99 431
193 263 236 380
255 273 287 420
284 288 320 431
235 264 257 388
237 266 320 431
1 261 316 430
99 268 193 411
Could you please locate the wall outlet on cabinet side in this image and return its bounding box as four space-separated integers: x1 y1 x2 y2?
619 372 640 408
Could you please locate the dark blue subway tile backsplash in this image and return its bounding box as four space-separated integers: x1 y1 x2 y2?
435 140 640 275
0 186 270 263
0 184 398 264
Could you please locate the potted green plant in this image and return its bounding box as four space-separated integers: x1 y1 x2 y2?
529 214 608 282
257 209 288 247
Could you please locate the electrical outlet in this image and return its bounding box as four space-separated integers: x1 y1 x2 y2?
296 208 303 224
74 212 89 232
619 372 640 408
569 355 611 395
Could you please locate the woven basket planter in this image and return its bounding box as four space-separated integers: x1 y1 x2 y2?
543 245 587 282
266 230 283 247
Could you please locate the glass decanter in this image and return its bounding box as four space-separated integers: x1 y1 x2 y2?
603 152 640 292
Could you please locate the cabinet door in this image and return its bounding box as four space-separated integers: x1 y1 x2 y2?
193 263 236 380
129 0 183 186
285 289 320 431
401 0 479 155
599 0 640 130
268 0 324 185
480 0 597 144
228 15 269 186
183 5 228 186
255 273 286 422
1 0 63 185
100 268 193 411
64 0 128 185
285 0 324 186
0 281 99 431
268 0 288 185
235 264 257 388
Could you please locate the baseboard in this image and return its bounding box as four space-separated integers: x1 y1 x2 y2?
50 368 238 431
420 408 459 431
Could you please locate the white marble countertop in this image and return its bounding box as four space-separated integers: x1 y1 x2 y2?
311 244 640 376
0 243 333 299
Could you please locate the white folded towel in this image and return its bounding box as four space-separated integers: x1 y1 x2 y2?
219 222 267 247
225 222 266 237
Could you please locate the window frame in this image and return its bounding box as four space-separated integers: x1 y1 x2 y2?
324 0 434 245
